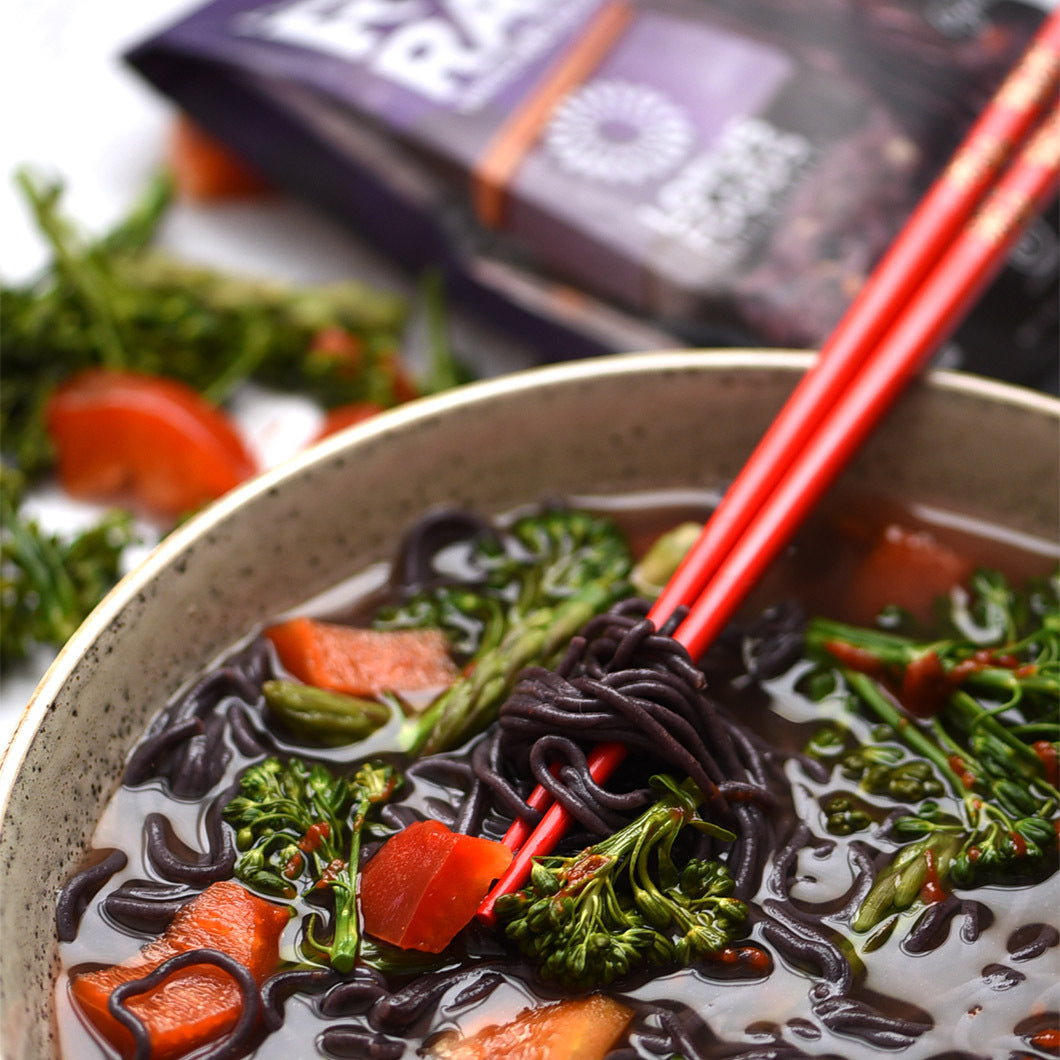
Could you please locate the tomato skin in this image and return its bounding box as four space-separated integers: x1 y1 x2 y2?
360 820 513 953
169 114 271 200
45 369 257 518
848 523 972 624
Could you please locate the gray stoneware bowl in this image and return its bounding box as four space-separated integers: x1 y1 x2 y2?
1 351 1058 1059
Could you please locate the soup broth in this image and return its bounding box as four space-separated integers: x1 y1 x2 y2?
55 490 1059 1060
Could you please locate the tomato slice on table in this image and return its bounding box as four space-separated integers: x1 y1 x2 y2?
360 820 513 953
45 369 257 518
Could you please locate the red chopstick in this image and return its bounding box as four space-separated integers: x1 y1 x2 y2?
673 102 1060 659
649 7 1060 632
476 20 1060 925
478 740 627 922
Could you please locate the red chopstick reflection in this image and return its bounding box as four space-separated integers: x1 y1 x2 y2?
478 17 1060 922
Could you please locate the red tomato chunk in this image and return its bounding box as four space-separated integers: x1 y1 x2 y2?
265 617 459 698
360 820 513 953
429 995 635 1060
45 368 256 519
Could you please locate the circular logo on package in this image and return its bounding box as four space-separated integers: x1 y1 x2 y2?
545 79 694 186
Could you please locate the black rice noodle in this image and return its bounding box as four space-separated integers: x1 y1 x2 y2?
1007 922 1060 962
56 848 127 942
143 786 236 885
107 948 261 1060
103 879 200 934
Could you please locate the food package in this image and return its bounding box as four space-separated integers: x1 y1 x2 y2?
127 0 1059 390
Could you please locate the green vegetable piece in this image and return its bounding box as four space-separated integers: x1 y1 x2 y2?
823 795 872 836
853 833 962 931
804 569 1059 930
263 679 390 746
1 464 136 663
630 521 701 598
2 168 415 483
495 774 745 990
387 508 635 757
805 723 847 761
223 756 399 972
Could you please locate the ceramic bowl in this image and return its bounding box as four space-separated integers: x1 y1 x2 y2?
1 351 1058 1058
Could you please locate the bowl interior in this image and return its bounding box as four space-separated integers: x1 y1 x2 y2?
1 350 1058 1058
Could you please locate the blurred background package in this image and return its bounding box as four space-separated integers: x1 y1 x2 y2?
127 0 1060 391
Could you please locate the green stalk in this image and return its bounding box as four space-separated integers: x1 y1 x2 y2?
844 671 967 795
322 793 370 973
403 579 625 757
96 170 174 256
15 170 127 367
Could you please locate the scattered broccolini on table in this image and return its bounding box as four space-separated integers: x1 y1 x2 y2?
0 465 136 665
1 167 467 661
1 168 416 481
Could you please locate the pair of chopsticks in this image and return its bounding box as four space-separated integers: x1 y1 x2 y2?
477 11 1060 925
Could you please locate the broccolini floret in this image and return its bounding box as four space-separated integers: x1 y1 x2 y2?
223 756 398 971
1 463 136 664
494 774 747 989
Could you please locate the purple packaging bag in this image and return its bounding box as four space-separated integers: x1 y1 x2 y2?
126 0 1059 391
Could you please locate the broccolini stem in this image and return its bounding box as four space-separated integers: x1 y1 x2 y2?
96 170 174 257
844 671 967 794
322 792 372 972
15 169 127 368
403 580 626 757
947 687 1046 773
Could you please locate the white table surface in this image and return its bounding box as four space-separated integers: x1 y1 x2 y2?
0 0 541 751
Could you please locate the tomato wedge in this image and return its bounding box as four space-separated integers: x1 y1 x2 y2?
430 995 635 1060
264 618 458 698
169 114 271 200
848 523 972 624
45 369 257 518
360 820 513 953
70 881 289 1060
